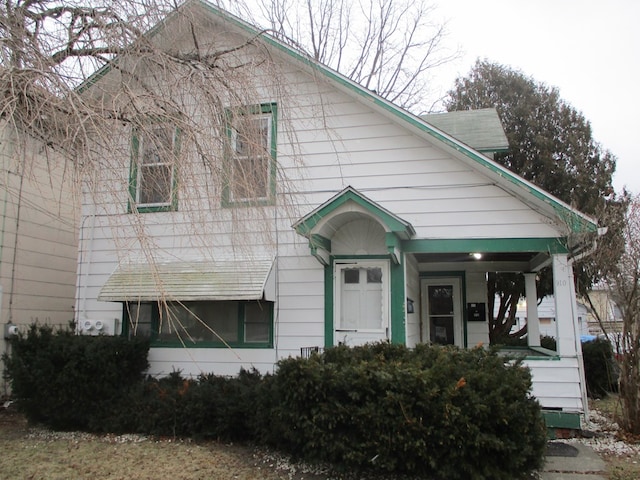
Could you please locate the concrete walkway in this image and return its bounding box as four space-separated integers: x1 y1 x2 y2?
540 442 607 480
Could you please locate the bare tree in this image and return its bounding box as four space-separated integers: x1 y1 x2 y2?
234 0 457 112
0 0 454 343
599 195 640 433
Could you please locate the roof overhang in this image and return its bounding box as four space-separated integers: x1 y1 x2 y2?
78 0 598 244
293 186 415 265
98 258 276 302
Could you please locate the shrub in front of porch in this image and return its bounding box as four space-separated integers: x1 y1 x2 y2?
257 343 546 480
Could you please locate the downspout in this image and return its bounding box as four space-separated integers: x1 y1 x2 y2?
76 201 97 328
7 139 27 323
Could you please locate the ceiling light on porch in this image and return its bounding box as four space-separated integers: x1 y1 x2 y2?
471 252 483 260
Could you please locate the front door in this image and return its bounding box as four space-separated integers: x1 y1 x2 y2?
421 277 463 347
334 260 390 346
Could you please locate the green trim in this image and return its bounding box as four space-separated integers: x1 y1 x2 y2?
294 187 415 239
543 411 581 430
420 271 467 347
128 124 180 214
403 237 569 254
390 255 405 344
324 262 333 348
310 234 331 252
122 300 274 348
497 346 560 360
222 102 277 208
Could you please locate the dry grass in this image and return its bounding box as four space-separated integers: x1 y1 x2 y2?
590 395 640 480
0 410 301 480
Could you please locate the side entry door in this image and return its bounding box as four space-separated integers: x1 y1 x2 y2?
334 261 390 346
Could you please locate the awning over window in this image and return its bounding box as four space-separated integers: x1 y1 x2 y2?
98 258 276 302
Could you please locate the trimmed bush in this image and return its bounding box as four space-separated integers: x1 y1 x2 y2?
582 338 619 398
257 343 546 480
2 324 149 431
106 369 263 439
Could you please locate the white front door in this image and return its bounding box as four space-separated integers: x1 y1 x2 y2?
421 277 463 347
334 260 390 346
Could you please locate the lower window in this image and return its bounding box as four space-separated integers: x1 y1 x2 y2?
124 300 273 347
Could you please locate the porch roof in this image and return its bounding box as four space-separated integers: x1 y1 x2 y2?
293 186 415 240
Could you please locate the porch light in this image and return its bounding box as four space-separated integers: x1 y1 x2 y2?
471 252 483 260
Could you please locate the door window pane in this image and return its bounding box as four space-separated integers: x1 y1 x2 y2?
430 317 455 345
428 285 454 315
344 268 360 284
367 267 382 283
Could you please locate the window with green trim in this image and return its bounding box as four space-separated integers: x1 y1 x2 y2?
224 103 277 205
124 300 273 347
130 124 179 212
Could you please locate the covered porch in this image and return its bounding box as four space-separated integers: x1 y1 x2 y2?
294 186 594 424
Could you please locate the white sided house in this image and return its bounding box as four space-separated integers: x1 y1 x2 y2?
76 0 599 430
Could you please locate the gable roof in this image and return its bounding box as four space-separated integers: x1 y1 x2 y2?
422 108 509 154
293 186 415 239
81 0 598 238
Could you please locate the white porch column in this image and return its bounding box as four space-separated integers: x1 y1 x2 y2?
552 254 577 356
524 273 541 347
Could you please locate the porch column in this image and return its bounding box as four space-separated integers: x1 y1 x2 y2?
524 273 541 347
552 254 577 356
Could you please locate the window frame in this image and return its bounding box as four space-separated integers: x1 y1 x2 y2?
223 102 278 207
122 300 274 348
129 123 180 213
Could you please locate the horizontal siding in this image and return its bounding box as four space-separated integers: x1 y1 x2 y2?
524 358 584 412
76 23 573 377
0 128 78 335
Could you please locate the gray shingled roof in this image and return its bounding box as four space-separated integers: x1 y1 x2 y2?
422 108 509 154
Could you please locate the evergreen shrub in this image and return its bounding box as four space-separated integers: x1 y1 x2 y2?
2 324 149 431
257 343 546 480
582 338 619 398
108 368 263 439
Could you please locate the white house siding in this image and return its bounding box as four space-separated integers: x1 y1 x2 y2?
77 11 576 378
464 272 490 347
524 357 584 412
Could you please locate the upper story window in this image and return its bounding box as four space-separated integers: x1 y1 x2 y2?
130 124 179 213
224 103 277 206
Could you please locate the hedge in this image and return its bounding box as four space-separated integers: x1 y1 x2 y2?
4 329 545 479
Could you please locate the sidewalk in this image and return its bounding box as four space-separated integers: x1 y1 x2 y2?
540 442 607 480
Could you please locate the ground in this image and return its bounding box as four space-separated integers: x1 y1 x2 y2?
1 398 639 480
580 396 640 480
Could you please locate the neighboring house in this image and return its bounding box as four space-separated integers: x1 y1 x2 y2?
511 296 590 338
0 123 78 389
584 285 623 335
75 0 599 428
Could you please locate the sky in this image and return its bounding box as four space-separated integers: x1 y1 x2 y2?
430 0 640 195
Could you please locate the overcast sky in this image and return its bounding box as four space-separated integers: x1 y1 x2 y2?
431 0 640 195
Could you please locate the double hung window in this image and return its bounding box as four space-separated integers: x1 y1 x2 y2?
130 124 179 212
224 103 277 205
